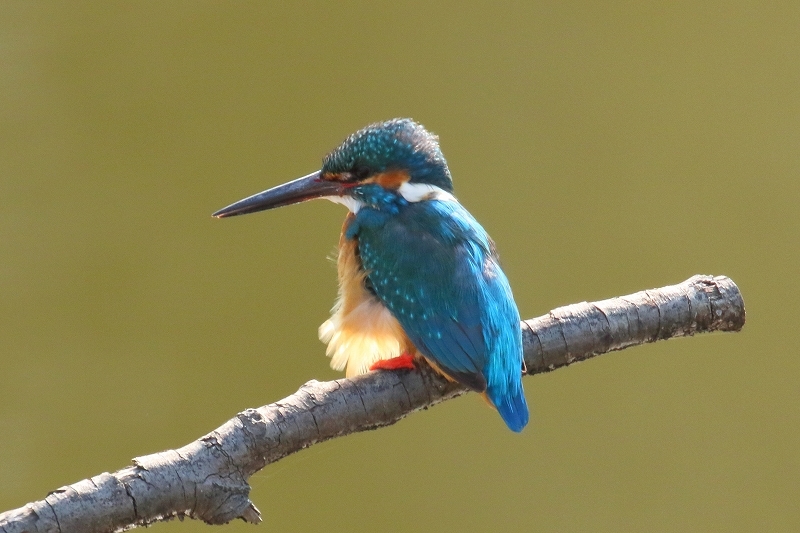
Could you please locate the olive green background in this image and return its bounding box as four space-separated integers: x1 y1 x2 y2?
1 2 797 532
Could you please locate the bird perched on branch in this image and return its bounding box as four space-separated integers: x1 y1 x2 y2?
214 119 528 432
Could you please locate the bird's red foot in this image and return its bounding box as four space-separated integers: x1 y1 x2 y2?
369 353 416 371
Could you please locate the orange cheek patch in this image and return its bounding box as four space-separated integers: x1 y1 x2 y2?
373 169 411 189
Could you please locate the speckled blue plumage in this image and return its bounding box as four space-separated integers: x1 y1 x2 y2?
347 184 529 432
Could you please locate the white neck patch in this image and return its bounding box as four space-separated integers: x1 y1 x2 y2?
324 182 455 214
325 195 364 213
397 182 456 203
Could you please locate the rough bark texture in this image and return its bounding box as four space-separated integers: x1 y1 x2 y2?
0 275 745 533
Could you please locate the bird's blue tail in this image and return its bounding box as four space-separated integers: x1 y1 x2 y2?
489 386 529 433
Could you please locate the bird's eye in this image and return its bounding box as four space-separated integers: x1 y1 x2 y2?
351 165 371 181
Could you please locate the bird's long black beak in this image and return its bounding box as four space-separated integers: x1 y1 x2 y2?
212 171 345 218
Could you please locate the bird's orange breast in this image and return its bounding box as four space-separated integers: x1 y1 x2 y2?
318 214 415 377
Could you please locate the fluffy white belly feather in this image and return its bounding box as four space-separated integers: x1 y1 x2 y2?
319 297 408 377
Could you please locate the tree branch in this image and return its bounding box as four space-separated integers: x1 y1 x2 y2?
0 275 745 533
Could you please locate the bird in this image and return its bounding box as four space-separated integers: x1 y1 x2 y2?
213 118 528 432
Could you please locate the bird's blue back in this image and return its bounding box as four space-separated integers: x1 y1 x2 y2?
348 189 529 432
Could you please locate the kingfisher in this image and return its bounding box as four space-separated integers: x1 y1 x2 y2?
213 119 528 432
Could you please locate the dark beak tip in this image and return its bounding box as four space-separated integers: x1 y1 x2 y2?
211 207 233 218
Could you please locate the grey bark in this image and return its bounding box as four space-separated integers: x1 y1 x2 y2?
0 275 745 533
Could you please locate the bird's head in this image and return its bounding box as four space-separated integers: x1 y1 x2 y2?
213 119 453 218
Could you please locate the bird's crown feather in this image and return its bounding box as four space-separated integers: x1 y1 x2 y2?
322 118 453 192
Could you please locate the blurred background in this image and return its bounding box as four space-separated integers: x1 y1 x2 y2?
1 2 797 531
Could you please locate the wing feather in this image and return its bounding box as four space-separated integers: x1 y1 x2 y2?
356 200 497 391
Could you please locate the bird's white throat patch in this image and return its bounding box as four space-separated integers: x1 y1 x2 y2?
325 195 364 213
324 183 454 214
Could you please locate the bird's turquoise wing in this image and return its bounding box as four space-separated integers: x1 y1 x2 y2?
355 200 512 392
